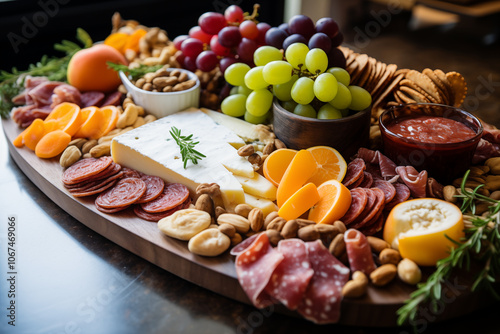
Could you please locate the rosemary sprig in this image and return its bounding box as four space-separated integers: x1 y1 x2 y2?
107 62 163 81
0 28 92 118
397 170 500 327
169 126 205 169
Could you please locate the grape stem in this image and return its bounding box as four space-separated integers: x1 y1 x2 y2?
244 4 261 22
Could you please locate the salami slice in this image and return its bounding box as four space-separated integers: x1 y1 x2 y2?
344 229 377 275
230 233 261 256
62 157 113 185
80 91 105 108
140 183 190 213
385 183 411 211
350 188 386 230
235 233 284 308
347 172 364 189
64 163 122 189
70 179 118 198
66 171 124 193
95 178 147 209
340 188 368 225
373 179 396 203
358 172 373 188
133 198 190 222
101 91 123 106
297 240 350 324
359 214 385 236
96 203 129 214
121 167 142 179
342 158 366 187
264 239 314 310
137 175 165 203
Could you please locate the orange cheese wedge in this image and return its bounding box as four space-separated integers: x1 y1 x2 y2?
383 198 464 266
278 182 320 221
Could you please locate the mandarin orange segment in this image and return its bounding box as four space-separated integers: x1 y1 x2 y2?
276 150 317 207
97 105 120 138
308 180 352 224
104 32 130 53
74 107 104 139
278 183 320 221
22 119 46 151
263 148 297 187
306 146 347 186
35 130 72 158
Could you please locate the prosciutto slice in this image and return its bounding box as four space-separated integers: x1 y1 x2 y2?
356 148 397 178
51 84 81 107
396 166 428 198
28 81 64 106
264 239 314 310
297 240 350 324
235 233 283 308
344 229 377 275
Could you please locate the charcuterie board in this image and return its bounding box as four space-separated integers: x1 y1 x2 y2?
2 117 494 327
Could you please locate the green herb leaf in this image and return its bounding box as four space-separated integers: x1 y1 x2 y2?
169 126 205 169
107 62 163 81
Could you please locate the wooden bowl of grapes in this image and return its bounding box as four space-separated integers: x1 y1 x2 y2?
272 99 371 159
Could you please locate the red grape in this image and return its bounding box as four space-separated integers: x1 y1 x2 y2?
237 38 258 63
225 5 244 23
282 34 307 50
239 20 259 40
331 32 344 47
189 26 212 44
219 83 231 100
315 17 339 39
288 15 315 39
173 35 189 50
219 57 238 74
308 32 332 53
256 22 271 45
218 26 242 47
278 22 289 34
175 51 185 66
199 12 227 35
327 47 346 68
181 38 204 58
196 50 219 72
265 27 288 49
183 56 197 72
210 35 232 57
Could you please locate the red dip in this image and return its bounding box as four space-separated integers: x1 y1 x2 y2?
386 116 477 144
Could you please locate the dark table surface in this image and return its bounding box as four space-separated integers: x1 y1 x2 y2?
2 7 500 334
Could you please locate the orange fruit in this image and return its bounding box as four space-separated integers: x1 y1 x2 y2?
67 44 127 93
383 198 464 266
45 102 82 136
263 148 297 187
306 146 347 186
98 105 120 138
308 179 352 224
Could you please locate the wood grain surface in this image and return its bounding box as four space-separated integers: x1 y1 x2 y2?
3 117 493 327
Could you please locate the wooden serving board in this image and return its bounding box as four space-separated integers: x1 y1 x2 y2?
3 117 493 327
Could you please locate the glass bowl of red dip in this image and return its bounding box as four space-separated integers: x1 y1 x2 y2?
379 103 483 183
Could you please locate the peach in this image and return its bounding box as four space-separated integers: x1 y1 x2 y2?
67 44 127 93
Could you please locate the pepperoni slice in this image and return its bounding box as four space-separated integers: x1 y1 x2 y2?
373 179 396 203
96 203 129 214
348 172 364 189
340 188 368 225
121 167 143 179
67 171 124 194
95 178 147 209
360 214 385 236
62 157 113 185
133 198 190 221
140 183 190 213
349 189 377 228
385 183 411 211
65 163 121 189
342 158 366 187
351 188 386 230
358 172 373 188
137 175 165 203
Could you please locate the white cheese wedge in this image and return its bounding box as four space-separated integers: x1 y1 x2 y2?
244 193 278 218
201 108 273 143
234 173 277 201
111 109 254 208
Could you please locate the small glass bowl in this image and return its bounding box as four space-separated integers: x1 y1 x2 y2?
379 103 483 183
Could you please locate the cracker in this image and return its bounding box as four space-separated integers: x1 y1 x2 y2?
358 57 375 88
400 86 430 103
405 70 442 104
372 63 397 99
422 68 449 105
400 78 438 103
395 68 410 77
395 90 415 104
434 69 454 104
373 73 404 110
446 71 467 107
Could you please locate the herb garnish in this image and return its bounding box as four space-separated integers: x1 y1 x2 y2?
0 28 92 118
397 170 500 328
169 126 205 169
107 62 163 81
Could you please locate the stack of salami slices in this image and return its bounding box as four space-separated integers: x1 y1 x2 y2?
62 157 191 221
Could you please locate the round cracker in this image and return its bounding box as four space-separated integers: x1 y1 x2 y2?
446 71 467 107
400 78 438 103
405 70 442 104
395 89 416 104
400 86 431 103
